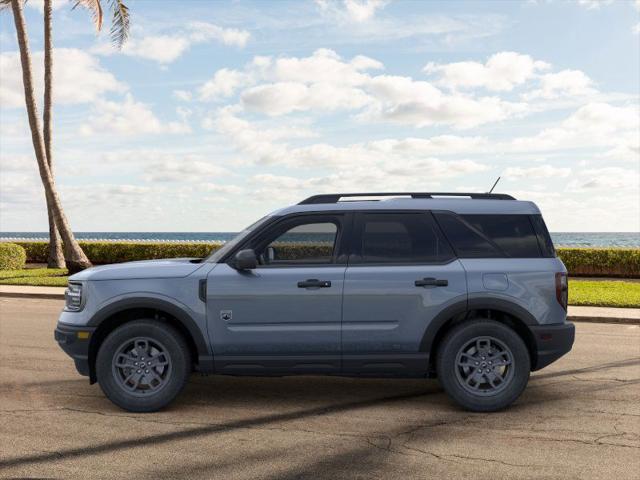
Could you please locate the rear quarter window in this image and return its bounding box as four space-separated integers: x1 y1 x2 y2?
461 214 541 258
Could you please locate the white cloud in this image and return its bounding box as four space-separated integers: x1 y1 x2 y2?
242 81 373 115
509 102 640 159
200 49 528 129
523 70 596 100
188 21 251 48
424 52 550 91
144 158 229 183
173 90 193 102
315 0 390 23
567 167 639 191
633 22 640 35
93 22 250 65
576 0 614 9
503 165 571 179
80 94 191 136
0 49 126 108
362 74 528 128
200 68 251 101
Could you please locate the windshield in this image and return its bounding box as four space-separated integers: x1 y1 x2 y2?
205 215 271 263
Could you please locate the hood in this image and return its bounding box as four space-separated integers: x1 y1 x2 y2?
69 258 204 281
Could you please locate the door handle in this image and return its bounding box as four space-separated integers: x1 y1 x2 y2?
415 278 448 287
297 279 332 288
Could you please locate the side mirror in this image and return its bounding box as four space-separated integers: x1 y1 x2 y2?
234 249 257 270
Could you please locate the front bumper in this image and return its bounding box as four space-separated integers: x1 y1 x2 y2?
530 321 575 371
54 323 96 377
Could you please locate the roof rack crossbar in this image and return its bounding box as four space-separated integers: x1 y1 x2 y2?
298 192 515 204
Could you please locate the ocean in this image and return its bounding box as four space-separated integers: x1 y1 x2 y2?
1 232 639 247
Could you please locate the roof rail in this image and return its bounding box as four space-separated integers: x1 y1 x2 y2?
298 192 515 205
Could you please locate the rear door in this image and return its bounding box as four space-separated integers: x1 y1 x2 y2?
206 213 349 374
341 211 467 375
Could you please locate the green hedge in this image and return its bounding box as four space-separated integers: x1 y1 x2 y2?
0 243 27 270
556 248 640 278
17 241 219 265
12 241 640 278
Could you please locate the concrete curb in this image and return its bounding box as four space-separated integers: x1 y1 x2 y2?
1 287 639 325
567 315 640 325
0 291 65 300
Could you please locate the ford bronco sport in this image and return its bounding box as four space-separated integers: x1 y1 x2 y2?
55 192 575 412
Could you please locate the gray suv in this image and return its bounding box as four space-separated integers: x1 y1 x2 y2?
55 192 575 413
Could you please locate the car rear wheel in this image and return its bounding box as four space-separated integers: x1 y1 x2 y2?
436 319 530 412
96 320 191 412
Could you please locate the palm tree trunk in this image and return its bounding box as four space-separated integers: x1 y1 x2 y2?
10 0 92 274
43 0 65 269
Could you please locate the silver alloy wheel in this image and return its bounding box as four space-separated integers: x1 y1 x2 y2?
111 336 172 397
454 336 515 396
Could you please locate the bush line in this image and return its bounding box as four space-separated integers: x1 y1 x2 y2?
12 241 640 278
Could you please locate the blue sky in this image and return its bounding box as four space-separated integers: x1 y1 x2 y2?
1 0 639 232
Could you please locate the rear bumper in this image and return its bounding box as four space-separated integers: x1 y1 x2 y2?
530 322 575 371
54 323 96 377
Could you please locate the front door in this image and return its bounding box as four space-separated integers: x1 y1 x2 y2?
206 214 349 374
341 211 467 376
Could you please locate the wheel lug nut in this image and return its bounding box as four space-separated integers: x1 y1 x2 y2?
475 362 479 365
134 362 138 366
137 369 141 373
145 370 149 373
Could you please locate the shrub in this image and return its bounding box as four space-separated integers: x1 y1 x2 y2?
15 241 640 278
556 248 640 278
0 243 27 270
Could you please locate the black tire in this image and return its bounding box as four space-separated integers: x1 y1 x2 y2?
436 319 530 412
96 320 191 412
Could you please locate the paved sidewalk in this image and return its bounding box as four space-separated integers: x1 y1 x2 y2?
1 284 638 324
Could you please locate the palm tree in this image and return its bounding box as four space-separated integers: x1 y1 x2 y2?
39 0 129 268
3 0 130 273
8 0 91 273
43 0 64 268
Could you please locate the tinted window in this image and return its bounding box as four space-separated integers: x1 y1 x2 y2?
434 213 502 258
530 214 556 257
356 213 454 264
259 221 338 265
462 214 541 258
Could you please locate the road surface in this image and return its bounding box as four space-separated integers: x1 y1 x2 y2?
1 297 638 479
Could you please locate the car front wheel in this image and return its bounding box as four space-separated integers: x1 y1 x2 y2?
96 320 191 412
436 319 530 412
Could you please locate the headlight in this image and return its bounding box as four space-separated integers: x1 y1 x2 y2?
64 283 84 311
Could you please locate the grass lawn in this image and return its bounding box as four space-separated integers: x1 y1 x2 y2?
0 268 68 287
0 268 639 308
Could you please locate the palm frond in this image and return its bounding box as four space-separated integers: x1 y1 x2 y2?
0 0 12 12
109 0 129 49
73 0 103 33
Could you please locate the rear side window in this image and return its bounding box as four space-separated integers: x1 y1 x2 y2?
354 212 454 264
530 214 556 257
434 213 502 258
462 215 541 258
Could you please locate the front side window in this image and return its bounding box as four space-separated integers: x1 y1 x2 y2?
354 212 454 264
255 219 339 265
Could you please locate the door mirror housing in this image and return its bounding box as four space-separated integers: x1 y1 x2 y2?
234 249 257 270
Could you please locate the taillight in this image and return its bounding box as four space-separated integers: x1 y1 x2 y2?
555 272 568 311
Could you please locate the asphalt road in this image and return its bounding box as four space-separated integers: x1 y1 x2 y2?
1 298 639 480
